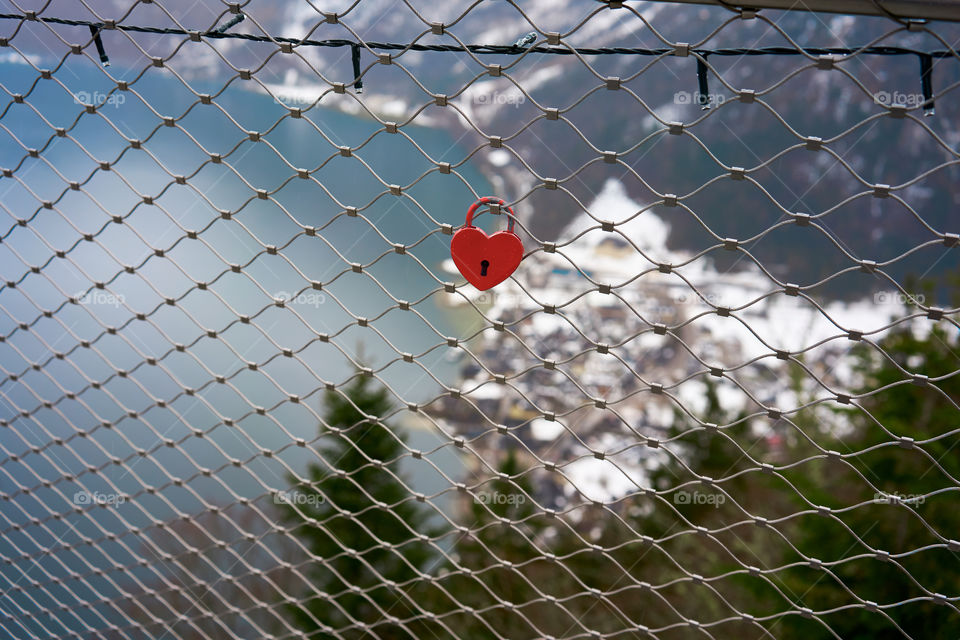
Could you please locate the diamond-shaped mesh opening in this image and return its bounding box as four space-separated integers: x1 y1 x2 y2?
1 1 959 638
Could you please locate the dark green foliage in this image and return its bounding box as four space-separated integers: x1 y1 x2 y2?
436 449 552 639
278 375 441 639
277 288 960 638
644 324 960 638
777 324 960 639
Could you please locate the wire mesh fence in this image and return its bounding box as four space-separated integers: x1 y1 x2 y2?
1 0 959 638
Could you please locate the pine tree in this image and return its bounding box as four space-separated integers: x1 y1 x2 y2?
442 448 546 639
278 374 441 639
642 377 794 633
640 300 960 637
777 322 960 638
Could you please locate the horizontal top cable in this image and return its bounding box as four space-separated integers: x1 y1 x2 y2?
0 13 957 58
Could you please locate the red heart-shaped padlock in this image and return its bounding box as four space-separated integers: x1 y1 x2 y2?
450 197 523 291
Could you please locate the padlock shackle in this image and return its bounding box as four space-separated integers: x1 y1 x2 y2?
465 196 516 233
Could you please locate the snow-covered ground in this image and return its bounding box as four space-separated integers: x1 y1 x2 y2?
443 178 908 504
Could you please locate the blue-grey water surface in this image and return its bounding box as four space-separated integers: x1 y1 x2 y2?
0 57 486 635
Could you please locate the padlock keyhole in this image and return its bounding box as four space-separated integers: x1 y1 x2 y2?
480 260 490 276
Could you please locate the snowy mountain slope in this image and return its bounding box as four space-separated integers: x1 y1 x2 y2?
3 0 959 299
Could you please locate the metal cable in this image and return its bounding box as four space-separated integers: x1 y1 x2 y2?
1 0 959 638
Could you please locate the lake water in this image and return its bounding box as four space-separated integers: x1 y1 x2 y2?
0 58 486 634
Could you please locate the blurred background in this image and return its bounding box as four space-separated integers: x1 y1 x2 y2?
1 1 959 638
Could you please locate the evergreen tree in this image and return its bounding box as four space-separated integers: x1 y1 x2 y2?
278 374 441 639
639 292 960 637
642 377 795 634
439 448 637 639
441 449 548 639
777 323 960 638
